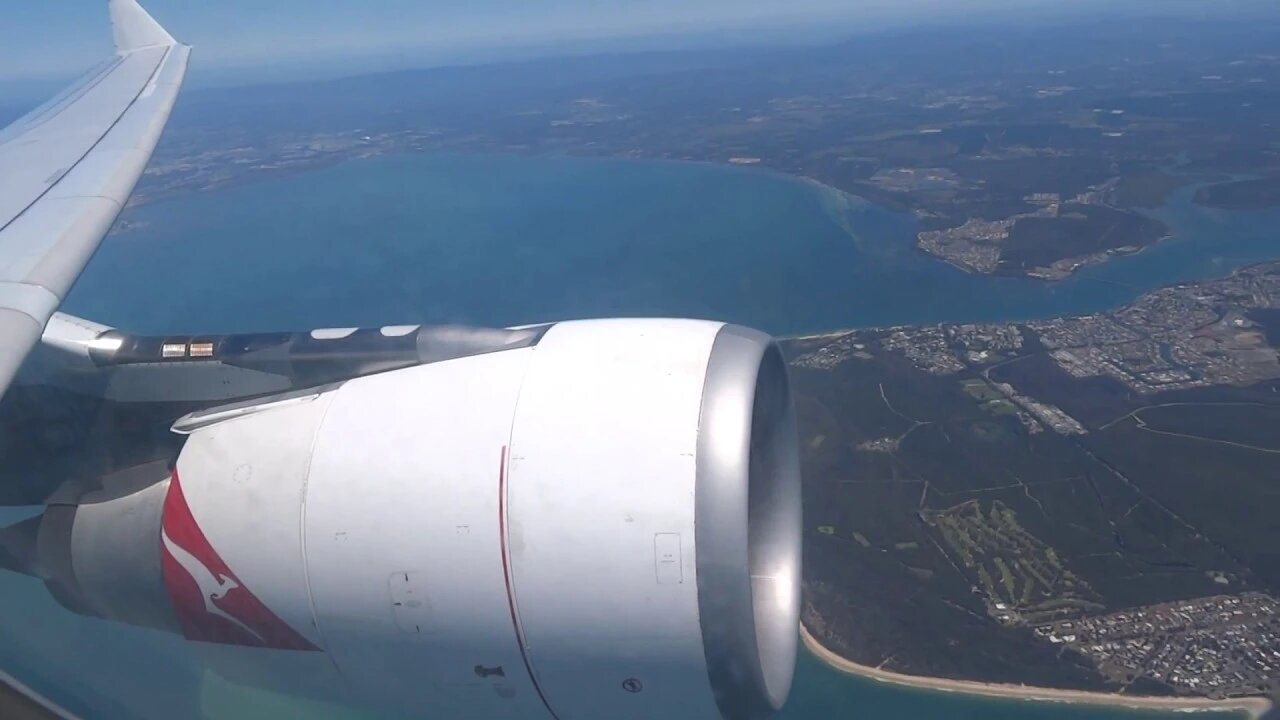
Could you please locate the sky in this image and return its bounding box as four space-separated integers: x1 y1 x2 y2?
0 0 1272 87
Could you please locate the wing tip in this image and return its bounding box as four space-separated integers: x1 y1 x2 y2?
110 0 177 53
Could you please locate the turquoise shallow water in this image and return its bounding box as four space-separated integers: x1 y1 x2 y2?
38 152 1280 718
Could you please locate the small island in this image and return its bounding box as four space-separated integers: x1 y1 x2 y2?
916 197 1170 280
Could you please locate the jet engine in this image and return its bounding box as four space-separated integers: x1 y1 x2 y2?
25 319 802 720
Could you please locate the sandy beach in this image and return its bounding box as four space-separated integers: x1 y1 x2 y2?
801 624 1274 719
786 328 857 341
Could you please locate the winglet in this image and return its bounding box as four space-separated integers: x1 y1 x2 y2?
109 0 177 54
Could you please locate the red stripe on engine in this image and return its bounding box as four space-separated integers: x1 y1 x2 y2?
160 470 319 651
498 446 562 720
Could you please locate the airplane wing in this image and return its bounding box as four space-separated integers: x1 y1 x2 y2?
0 0 189 398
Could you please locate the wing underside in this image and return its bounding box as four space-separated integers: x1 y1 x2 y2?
0 0 189 397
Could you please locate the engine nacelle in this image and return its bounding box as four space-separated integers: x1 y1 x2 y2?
42 318 801 719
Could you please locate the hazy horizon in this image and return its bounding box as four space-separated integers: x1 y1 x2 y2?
3 0 1277 87
10 0 1280 81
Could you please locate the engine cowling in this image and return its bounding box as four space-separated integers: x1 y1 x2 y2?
42 318 802 720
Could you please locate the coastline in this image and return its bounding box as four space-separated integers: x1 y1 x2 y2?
778 258 1280 341
800 624 1274 719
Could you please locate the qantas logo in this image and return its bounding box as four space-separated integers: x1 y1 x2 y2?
160 471 319 651
160 529 265 645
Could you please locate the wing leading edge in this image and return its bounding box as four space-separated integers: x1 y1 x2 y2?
0 0 189 397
